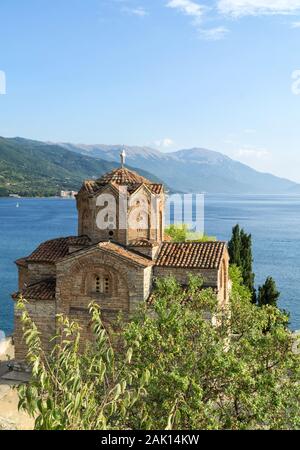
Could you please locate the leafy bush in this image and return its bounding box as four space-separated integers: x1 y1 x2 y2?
17 273 300 430
165 224 216 243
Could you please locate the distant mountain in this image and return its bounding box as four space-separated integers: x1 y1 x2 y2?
60 143 300 194
0 137 162 197
1 136 298 196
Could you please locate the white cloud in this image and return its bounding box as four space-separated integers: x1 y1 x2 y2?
127 7 148 16
218 0 300 17
122 5 148 17
199 26 229 40
166 1 229 39
166 0 205 19
236 146 270 159
166 0 300 40
154 138 175 148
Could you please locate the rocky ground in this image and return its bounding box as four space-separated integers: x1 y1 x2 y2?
0 339 34 430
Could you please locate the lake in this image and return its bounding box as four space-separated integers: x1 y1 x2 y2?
1 195 300 335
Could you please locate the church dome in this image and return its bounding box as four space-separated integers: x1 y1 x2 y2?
97 167 151 187
78 164 163 196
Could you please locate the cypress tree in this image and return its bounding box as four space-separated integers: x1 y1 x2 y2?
228 224 242 267
258 277 280 307
228 224 256 302
240 230 256 300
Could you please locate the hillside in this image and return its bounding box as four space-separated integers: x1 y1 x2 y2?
61 143 300 194
1 137 299 196
0 137 162 197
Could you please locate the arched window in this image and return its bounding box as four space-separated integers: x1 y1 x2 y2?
92 273 111 295
104 276 110 294
95 276 101 293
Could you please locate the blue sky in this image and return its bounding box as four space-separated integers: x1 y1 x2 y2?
1 0 300 181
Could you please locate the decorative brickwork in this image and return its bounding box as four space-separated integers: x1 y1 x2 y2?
12 165 230 361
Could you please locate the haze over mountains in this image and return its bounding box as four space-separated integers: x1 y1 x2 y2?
0 136 299 196
61 143 300 195
0 137 161 197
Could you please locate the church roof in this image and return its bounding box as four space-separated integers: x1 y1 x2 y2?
78 167 163 196
97 167 151 186
58 240 154 267
97 241 154 266
12 278 56 301
16 236 227 269
129 239 160 248
155 241 227 269
16 236 91 265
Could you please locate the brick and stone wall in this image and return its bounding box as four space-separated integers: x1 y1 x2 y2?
55 248 151 341
14 299 56 361
216 253 230 307
77 186 165 246
25 263 56 286
153 266 219 288
154 261 229 308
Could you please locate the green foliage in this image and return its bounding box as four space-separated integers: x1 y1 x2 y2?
165 223 216 243
228 224 256 301
17 275 300 430
229 264 252 303
16 300 149 430
123 275 299 430
228 224 242 267
258 276 280 307
0 137 161 197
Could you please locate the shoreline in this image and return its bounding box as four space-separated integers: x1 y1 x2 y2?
2 193 300 200
0 196 75 200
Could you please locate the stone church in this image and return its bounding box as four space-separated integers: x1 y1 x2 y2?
13 157 229 360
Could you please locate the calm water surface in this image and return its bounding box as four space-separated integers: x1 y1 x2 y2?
1 195 300 335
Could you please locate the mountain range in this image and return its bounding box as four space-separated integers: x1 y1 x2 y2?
0 137 161 197
61 143 300 194
0 136 299 196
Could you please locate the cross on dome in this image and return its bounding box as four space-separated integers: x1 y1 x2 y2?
120 148 126 167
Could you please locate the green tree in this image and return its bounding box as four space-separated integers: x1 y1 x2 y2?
228 224 242 267
123 273 298 429
17 300 149 430
258 276 280 307
165 223 189 242
17 273 300 430
228 224 256 301
165 223 216 243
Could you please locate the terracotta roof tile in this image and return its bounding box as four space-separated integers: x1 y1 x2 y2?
25 236 91 263
15 258 28 267
129 239 159 248
127 184 163 195
155 241 227 269
148 184 163 195
12 278 56 301
97 167 150 185
78 180 98 195
97 242 153 267
79 168 163 197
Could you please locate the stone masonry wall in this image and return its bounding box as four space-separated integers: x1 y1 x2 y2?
216 253 230 308
18 267 29 290
14 300 56 361
26 263 56 285
153 267 219 288
55 249 151 347
77 186 165 246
